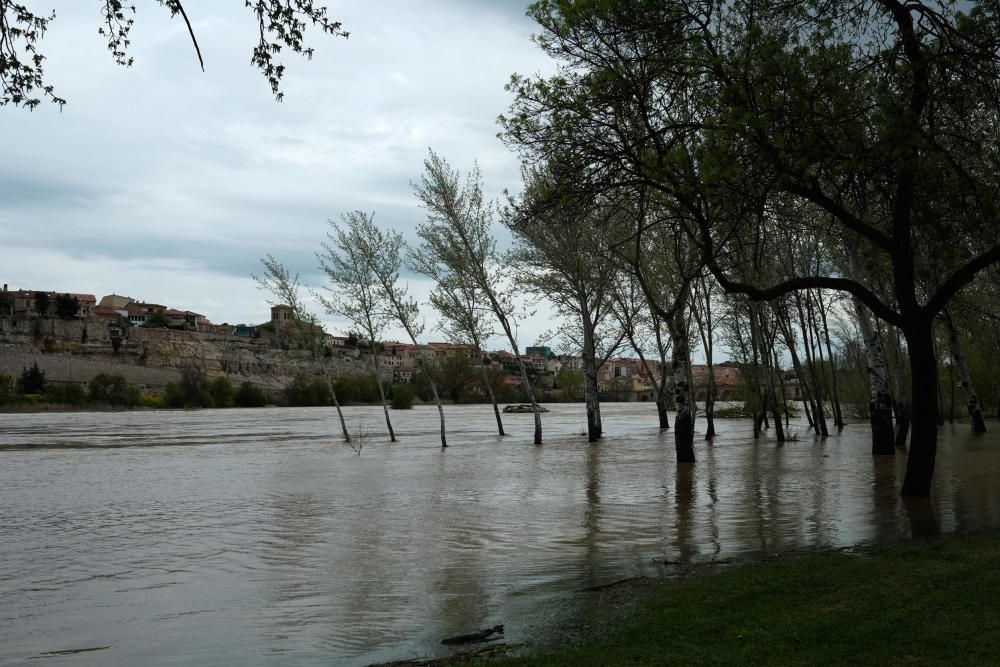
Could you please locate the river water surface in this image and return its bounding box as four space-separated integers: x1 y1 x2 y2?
2 404 999 665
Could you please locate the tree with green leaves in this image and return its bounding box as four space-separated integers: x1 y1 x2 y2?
32 291 49 317
429 276 506 434
503 0 1000 496
507 165 623 442
333 210 448 447
412 150 544 444
1 1 348 109
18 361 45 394
317 215 397 442
54 293 79 319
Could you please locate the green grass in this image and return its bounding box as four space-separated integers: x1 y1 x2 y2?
484 532 1000 666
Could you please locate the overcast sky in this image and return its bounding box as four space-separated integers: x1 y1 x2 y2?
2 1 561 349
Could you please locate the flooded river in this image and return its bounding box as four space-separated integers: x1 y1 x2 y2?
2 404 999 665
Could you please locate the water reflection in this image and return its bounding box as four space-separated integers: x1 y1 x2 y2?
1 404 999 666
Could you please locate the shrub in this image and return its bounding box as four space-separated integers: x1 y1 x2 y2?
0 373 15 398
89 373 129 405
234 382 268 407
18 362 46 394
390 384 414 409
123 385 142 408
208 376 235 408
163 382 185 408
179 366 214 408
47 383 88 406
286 375 331 406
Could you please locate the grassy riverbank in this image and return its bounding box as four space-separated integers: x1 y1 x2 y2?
487 532 1000 666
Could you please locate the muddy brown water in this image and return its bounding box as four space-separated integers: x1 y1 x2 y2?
2 404 998 665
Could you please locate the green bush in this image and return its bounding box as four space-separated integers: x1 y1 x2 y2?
89 373 129 405
390 384 414 409
164 382 184 408
0 373 15 398
179 366 214 408
208 376 235 408
123 385 142 408
47 383 88 406
18 362 46 394
286 375 331 406
234 382 268 407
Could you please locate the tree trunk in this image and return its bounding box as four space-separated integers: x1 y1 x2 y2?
582 318 603 442
704 370 716 440
796 293 829 436
943 310 987 433
313 341 350 443
669 305 695 463
478 362 505 436
816 291 845 431
323 365 351 443
370 350 396 442
774 301 819 434
889 334 910 448
901 319 939 497
757 319 784 443
853 297 895 455
411 341 447 448
657 394 671 429
774 350 790 428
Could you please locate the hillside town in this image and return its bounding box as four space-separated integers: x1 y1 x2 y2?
0 284 746 402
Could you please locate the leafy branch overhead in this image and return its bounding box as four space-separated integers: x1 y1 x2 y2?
0 0 348 109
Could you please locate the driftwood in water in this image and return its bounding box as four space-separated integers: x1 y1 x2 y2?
578 575 645 592
440 624 504 646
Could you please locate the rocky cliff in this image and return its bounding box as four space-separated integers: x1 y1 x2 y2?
0 316 366 390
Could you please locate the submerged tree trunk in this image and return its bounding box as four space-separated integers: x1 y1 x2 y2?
581 317 603 443
669 302 695 463
853 297 895 455
412 343 447 448
369 350 396 442
943 310 987 433
776 308 820 435
321 361 351 443
887 327 909 448
478 361 505 436
901 318 939 497
796 293 829 436
757 316 785 443
816 291 845 431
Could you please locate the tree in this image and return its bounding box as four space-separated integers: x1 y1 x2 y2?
502 0 1000 496
334 210 449 447
508 165 623 442
413 150 544 444
255 255 350 441
234 381 268 407
18 361 45 394
88 372 128 404
426 276 506 434
208 375 235 408
54 293 79 319
555 365 583 401
317 217 397 441
1 1 348 109
33 291 49 317
142 313 171 328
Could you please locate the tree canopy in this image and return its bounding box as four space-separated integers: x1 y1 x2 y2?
0 0 348 108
